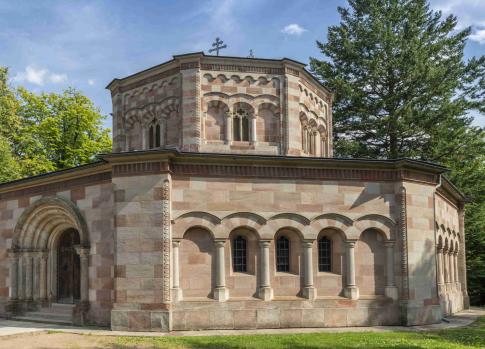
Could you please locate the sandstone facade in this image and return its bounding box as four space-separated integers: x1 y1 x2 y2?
0 53 467 331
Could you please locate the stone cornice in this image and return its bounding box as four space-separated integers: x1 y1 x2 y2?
0 150 451 199
0 162 111 197
0 170 111 201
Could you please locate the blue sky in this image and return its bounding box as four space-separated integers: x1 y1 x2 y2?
1 0 484 129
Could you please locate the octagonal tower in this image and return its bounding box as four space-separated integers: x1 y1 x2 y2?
107 52 333 157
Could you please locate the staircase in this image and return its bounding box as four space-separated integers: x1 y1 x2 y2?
14 303 75 325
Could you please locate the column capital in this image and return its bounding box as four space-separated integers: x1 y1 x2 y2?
383 240 396 247
302 240 314 248
214 239 227 247
259 240 271 248
172 240 181 248
75 246 90 258
7 250 19 260
345 240 357 248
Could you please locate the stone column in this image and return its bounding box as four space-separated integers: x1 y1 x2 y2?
8 251 19 300
384 241 398 300
458 206 469 308
141 126 147 149
453 251 459 287
33 253 40 301
301 240 316 300
75 247 90 304
437 247 444 286
39 251 48 302
448 250 454 284
225 115 232 144
344 240 359 300
17 255 24 300
25 252 33 301
213 240 229 301
258 240 273 301
171 240 182 301
443 250 450 284
250 116 257 143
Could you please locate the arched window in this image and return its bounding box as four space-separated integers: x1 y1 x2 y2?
233 108 250 141
149 125 154 149
318 237 331 272
276 236 290 272
147 121 163 149
155 124 161 148
232 236 247 272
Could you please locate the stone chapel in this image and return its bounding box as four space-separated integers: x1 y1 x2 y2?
0 52 468 331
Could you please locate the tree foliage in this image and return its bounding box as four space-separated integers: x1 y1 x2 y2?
0 68 111 179
310 0 485 305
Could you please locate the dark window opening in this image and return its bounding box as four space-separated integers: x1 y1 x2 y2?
318 237 331 272
276 236 290 272
232 236 247 272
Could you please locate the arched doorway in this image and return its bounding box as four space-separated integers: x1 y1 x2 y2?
57 228 81 303
8 196 90 325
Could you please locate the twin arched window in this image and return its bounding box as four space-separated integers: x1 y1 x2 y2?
233 109 250 141
148 123 161 149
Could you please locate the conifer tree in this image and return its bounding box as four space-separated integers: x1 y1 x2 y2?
310 0 485 305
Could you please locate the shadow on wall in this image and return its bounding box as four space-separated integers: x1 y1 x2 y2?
350 183 394 211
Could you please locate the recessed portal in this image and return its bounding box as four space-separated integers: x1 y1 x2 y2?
57 228 81 304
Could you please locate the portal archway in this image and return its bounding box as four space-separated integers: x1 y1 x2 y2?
8 196 90 320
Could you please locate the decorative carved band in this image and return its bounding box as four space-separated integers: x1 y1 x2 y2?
201 63 284 75
118 67 180 93
399 186 409 301
0 171 111 201
285 67 300 77
161 178 171 305
112 161 170 177
171 163 438 184
180 62 200 70
300 78 330 101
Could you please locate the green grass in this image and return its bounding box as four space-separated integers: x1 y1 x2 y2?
112 316 485 349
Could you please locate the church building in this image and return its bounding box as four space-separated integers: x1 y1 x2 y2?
0 52 468 331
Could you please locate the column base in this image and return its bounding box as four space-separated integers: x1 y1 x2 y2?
302 286 317 300
213 287 229 302
258 287 273 301
344 286 359 300
171 288 183 302
385 286 399 300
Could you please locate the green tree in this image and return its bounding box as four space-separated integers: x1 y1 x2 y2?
0 67 112 179
310 0 485 305
15 87 111 175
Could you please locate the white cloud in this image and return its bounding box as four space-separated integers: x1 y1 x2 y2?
88 79 95 86
281 23 307 36
13 65 67 86
49 73 67 83
432 0 485 38
469 28 485 44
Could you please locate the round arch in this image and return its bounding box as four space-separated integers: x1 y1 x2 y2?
13 196 89 250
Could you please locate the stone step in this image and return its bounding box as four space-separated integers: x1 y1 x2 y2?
13 313 73 325
43 303 75 315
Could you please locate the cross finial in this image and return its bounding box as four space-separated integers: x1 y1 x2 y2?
248 49 254 58
208 37 227 56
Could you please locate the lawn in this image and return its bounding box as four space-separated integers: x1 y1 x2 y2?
113 316 485 349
